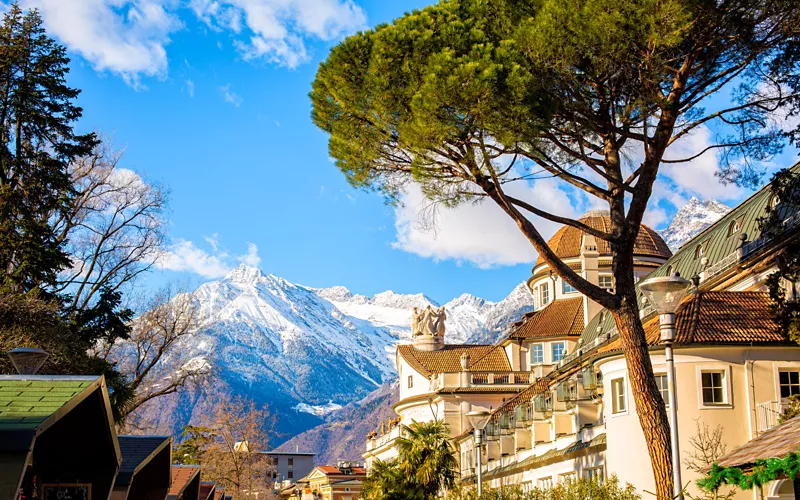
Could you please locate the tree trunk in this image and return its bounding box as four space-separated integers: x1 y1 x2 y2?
612 293 674 500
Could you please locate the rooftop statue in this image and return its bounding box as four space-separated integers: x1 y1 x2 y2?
411 305 446 338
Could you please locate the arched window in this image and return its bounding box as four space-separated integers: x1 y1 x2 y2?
727 220 740 237
665 265 673 276
694 244 705 259
769 194 780 209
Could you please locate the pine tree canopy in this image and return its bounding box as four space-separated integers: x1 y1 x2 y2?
0 3 97 293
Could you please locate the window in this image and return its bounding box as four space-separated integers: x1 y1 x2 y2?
728 220 741 237
559 472 576 483
585 467 605 482
611 378 627 414
695 243 705 259
522 482 535 493
288 458 294 466
562 280 577 294
769 194 780 209
779 370 800 398
655 374 669 407
540 283 550 305
666 265 674 276
288 471 294 479
701 371 726 405
408 375 413 389
599 275 614 289
552 342 566 362
530 343 544 365
538 477 553 489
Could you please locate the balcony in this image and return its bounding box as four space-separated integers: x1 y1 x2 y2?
756 401 786 433
365 424 405 452
430 371 534 391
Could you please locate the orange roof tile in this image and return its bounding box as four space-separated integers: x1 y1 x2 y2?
508 298 585 340
397 344 511 377
316 465 367 476
535 214 671 267
597 291 785 353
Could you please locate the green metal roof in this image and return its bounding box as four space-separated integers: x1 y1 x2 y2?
0 376 99 431
577 163 800 347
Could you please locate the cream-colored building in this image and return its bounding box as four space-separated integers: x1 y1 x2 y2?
365 170 800 499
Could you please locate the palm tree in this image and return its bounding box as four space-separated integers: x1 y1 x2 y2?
395 420 458 499
361 459 420 500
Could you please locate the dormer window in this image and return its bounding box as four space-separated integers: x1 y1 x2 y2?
666 265 674 276
727 219 741 237
694 243 706 260
562 280 577 294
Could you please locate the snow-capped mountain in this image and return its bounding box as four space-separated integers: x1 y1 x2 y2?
130 265 533 441
659 197 731 251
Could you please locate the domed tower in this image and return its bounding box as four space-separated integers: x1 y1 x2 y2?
527 210 672 324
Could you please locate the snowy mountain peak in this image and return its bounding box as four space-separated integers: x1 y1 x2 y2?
315 285 354 302
445 293 489 311
225 263 267 284
659 198 731 251
371 290 438 309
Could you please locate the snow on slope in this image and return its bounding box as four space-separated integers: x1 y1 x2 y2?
659 197 731 251
131 265 533 441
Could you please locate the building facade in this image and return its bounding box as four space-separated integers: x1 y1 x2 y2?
366 169 800 499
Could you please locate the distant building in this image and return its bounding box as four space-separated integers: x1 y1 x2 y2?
284 462 365 500
267 451 315 484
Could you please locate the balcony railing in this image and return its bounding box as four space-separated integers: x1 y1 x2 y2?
756 401 786 433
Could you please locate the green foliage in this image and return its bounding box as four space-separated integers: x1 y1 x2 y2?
698 451 800 491
0 2 97 293
447 476 638 500
173 425 216 465
779 395 800 424
757 168 800 343
360 420 458 500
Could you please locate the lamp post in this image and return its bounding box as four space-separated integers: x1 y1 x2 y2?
639 274 692 499
6 347 49 375
466 409 491 496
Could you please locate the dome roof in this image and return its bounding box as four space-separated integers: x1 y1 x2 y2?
534 212 671 268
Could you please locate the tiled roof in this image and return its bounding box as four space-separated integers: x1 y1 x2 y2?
535 214 671 267
715 416 800 469
315 466 366 476
508 298 585 340
169 465 200 498
595 292 785 354
115 435 171 486
0 376 98 432
397 344 511 377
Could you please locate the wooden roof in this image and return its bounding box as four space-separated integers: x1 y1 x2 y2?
535 214 670 267
0 376 98 433
715 416 800 469
168 466 200 499
397 344 511 377
507 297 585 340
115 435 171 486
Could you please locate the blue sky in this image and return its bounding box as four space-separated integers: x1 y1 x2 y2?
22 0 799 304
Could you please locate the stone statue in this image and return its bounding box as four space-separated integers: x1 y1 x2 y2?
381 421 386 435
412 305 446 337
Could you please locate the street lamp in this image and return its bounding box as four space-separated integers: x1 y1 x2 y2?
639 274 692 499
466 409 491 496
6 347 49 375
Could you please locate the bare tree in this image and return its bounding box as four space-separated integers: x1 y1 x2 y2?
685 419 737 500
53 137 167 311
109 287 206 421
189 394 276 500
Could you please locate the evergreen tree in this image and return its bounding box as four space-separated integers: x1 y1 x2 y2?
0 3 97 293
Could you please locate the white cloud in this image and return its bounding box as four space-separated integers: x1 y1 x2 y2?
186 79 195 97
392 177 578 268
156 236 263 278
660 125 747 201
238 242 261 267
156 239 231 278
20 0 365 86
220 84 242 106
190 0 366 68
21 0 182 86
